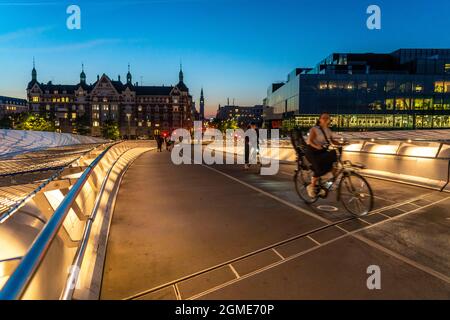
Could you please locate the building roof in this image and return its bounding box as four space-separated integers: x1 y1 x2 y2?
0 96 28 105
135 85 174 95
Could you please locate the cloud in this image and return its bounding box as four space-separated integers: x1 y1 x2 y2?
33 38 123 52
0 38 125 53
0 26 53 42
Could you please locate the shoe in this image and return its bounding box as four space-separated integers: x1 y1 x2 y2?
306 184 317 198
244 164 250 170
307 184 326 198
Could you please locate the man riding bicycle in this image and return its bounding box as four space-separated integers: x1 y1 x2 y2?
305 112 345 198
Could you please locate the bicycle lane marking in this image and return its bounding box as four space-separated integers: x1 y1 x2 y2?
188 195 450 300
200 163 332 224
124 188 444 300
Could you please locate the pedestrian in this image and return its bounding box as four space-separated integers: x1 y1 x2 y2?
244 122 259 170
156 134 163 152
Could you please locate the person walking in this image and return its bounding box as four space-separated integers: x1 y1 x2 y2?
244 122 259 170
156 134 163 152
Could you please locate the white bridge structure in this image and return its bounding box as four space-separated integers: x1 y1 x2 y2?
0 129 105 159
0 129 449 299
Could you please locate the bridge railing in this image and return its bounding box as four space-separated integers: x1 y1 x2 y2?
206 137 450 191
0 141 155 300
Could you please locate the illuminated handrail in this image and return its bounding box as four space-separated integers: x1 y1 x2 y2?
60 146 126 300
0 145 114 300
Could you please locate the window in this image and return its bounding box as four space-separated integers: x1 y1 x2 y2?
93 121 99 127
138 105 142 111
32 96 39 102
445 64 450 74
435 81 444 93
413 84 423 93
385 99 394 110
319 82 327 90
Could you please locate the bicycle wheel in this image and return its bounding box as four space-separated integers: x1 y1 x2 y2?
338 172 373 216
294 168 318 204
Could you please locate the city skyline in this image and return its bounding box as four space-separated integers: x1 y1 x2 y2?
1 0 450 117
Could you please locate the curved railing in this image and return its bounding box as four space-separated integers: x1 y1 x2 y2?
0 141 154 300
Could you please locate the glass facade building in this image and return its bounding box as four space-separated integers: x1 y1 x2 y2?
264 49 450 130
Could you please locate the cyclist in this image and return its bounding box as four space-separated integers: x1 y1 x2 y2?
305 112 344 198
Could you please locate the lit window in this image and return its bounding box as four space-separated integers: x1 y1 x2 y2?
414 84 423 93
445 64 450 74
435 82 444 93
93 121 99 127
72 113 77 119
138 105 142 111
32 96 39 102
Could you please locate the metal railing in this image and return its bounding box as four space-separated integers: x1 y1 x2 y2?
0 143 110 223
0 145 113 300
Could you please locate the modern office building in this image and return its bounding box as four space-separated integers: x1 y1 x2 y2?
0 96 28 119
264 49 450 130
27 63 194 138
216 104 268 127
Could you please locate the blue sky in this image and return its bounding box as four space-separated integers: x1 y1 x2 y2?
0 0 449 116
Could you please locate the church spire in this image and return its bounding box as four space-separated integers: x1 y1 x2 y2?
179 62 184 83
31 57 37 81
80 63 86 84
126 63 132 84
199 87 205 120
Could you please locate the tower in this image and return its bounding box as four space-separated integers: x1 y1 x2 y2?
179 63 184 83
80 63 86 84
199 88 205 121
31 57 37 81
126 63 132 84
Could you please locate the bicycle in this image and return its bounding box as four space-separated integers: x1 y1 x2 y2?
291 131 374 217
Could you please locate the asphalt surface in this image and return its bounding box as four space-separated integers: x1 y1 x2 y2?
100 149 450 300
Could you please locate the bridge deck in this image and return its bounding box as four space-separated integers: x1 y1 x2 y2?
100 150 450 300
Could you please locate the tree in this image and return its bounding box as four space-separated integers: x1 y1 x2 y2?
211 118 239 132
74 112 91 135
15 113 55 132
101 119 120 140
0 116 13 129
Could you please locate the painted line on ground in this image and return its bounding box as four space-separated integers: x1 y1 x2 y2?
188 195 450 300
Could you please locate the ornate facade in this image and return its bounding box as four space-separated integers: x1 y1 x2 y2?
27 64 194 138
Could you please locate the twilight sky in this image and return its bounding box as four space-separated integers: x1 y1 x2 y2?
0 0 449 117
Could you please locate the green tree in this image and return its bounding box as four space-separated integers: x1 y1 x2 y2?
0 116 13 129
16 113 55 132
101 119 120 140
74 112 91 135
